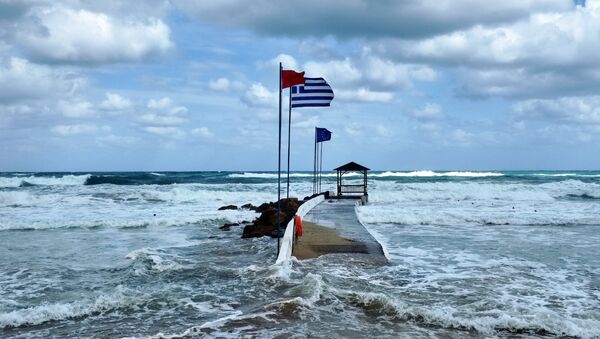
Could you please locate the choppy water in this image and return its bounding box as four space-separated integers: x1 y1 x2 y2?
1 171 599 338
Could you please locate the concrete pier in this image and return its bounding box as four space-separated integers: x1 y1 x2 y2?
292 199 387 264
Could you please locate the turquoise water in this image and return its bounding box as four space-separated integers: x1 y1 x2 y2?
1 171 599 338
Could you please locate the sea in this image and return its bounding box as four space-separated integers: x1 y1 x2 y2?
0 171 599 338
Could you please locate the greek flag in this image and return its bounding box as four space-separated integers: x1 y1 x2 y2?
291 77 334 108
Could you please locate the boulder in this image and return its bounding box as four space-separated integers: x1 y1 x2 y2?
241 203 256 211
241 198 301 238
219 222 240 231
218 204 238 211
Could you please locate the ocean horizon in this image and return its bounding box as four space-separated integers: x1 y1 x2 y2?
1 170 599 338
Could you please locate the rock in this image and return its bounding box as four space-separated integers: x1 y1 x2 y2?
241 203 256 211
241 198 301 238
255 202 272 213
220 222 240 231
218 205 238 211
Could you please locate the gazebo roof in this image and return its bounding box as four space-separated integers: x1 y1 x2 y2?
334 161 370 171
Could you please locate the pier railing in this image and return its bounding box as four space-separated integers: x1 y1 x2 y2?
340 184 366 194
275 194 325 264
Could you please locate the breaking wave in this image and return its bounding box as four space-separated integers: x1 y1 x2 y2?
0 175 90 188
228 171 505 179
342 291 600 338
0 288 133 329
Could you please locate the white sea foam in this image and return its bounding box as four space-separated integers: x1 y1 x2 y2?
337 286 600 338
371 170 504 177
357 179 600 226
0 288 132 328
126 248 183 274
228 172 340 178
0 174 90 188
228 171 504 179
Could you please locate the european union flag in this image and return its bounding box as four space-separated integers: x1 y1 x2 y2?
316 127 332 143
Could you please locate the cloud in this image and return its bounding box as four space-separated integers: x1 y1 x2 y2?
378 2 600 98
304 58 361 87
264 53 298 70
96 134 139 145
303 52 436 98
0 57 85 103
138 113 186 126
191 127 214 138
208 77 231 91
142 126 185 139
100 92 132 111
513 95 600 125
241 83 277 108
336 88 393 103
57 99 94 118
174 0 571 39
51 123 97 136
15 6 173 64
137 97 188 135
411 103 443 120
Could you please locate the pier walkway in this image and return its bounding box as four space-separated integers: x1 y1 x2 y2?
292 199 387 264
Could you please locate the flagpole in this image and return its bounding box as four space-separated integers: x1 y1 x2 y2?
313 127 317 195
277 62 282 256
286 88 292 199
319 141 323 193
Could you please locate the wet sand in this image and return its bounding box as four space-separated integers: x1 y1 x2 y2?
292 221 369 259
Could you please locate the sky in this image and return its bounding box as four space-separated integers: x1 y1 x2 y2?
1 0 600 171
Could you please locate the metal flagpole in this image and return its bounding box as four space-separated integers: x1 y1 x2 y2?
319 141 323 193
277 62 282 255
319 142 324 192
313 127 317 195
286 89 292 199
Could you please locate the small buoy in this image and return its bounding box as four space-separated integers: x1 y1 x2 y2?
295 215 303 237
153 213 156 216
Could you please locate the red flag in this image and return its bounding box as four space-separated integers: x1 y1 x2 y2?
281 70 305 89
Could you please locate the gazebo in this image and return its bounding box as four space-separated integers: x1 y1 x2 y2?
334 162 370 199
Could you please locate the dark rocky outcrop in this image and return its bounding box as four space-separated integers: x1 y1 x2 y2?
219 222 240 231
217 204 238 211
241 198 302 238
241 203 256 211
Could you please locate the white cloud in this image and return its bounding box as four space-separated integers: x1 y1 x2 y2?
375 124 391 137
143 126 185 139
17 6 173 64
336 88 393 103
57 99 94 118
192 127 214 138
304 58 361 87
100 92 132 111
51 123 97 136
0 57 85 103
147 97 173 110
138 113 186 126
138 97 188 129
411 103 443 120
208 77 230 91
379 2 600 98
449 128 473 145
265 53 298 70
241 83 277 108
513 95 600 125
303 53 436 98
175 0 571 39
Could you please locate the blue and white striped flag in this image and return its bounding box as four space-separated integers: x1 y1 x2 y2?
290 77 334 108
